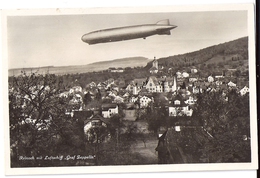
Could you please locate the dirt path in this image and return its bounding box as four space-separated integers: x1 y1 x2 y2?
130 139 158 164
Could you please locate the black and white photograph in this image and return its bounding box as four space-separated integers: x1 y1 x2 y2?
2 3 257 175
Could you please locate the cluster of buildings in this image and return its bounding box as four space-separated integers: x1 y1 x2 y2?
10 58 250 145
57 61 249 141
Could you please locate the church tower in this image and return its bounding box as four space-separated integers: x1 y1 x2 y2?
149 57 159 74
152 56 158 69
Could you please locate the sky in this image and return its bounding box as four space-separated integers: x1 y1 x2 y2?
7 10 248 69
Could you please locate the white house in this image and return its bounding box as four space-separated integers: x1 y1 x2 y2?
129 96 139 103
169 94 193 117
191 68 198 74
176 71 182 78
184 95 197 105
109 67 124 73
145 76 158 93
189 77 198 83
69 86 82 94
182 72 189 78
59 91 69 98
240 86 249 96
139 96 152 108
101 103 119 118
228 81 237 88
113 96 124 103
208 76 214 83
126 83 135 92
108 91 117 98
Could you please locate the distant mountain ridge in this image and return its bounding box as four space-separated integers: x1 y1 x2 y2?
9 57 151 76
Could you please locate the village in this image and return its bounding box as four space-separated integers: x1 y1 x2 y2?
9 56 251 166
58 58 250 159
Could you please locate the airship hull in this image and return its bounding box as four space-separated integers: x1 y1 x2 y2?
81 19 177 45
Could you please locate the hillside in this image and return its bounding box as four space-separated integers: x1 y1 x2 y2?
156 37 248 69
9 57 151 76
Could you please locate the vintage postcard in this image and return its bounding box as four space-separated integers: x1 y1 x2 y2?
2 3 257 175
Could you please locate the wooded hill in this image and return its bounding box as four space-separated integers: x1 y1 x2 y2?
145 37 248 70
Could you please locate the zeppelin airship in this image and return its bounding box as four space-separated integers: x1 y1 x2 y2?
81 19 177 45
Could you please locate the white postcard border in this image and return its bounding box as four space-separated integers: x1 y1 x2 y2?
2 3 258 175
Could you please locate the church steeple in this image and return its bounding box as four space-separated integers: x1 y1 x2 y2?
149 56 159 74
152 56 158 69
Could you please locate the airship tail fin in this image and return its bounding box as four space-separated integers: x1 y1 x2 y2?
156 19 170 25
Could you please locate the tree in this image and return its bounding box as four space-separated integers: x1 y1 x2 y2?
83 91 92 106
95 89 102 101
193 90 251 162
9 72 86 167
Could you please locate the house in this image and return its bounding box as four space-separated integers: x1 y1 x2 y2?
227 81 237 88
110 84 119 91
84 114 110 143
215 80 223 86
123 92 130 98
129 96 139 103
214 71 224 79
69 86 82 94
106 78 115 85
155 127 213 164
109 67 124 73
189 77 198 83
240 86 249 96
117 67 124 73
108 91 117 98
126 80 143 95
176 71 182 78
184 96 197 105
208 76 214 83
169 94 193 116
101 103 119 118
97 82 106 90
139 96 152 108
190 68 198 74
162 76 177 93
125 83 135 92
59 91 70 98
86 81 96 89
182 72 189 78
145 76 163 93
192 86 200 94
113 95 124 103
69 93 83 105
